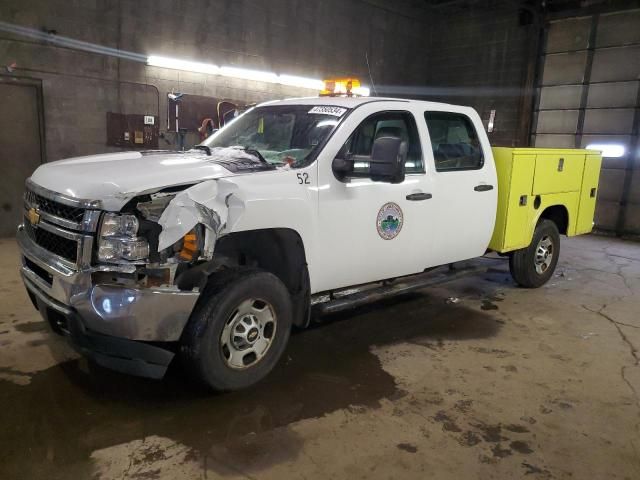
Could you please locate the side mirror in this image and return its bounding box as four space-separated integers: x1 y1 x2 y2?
332 156 354 180
369 136 406 184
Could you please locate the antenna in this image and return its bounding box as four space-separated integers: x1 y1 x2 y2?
365 51 379 97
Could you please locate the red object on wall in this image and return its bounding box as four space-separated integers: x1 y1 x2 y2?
168 94 243 132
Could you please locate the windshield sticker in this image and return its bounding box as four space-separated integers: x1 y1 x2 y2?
308 106 347 117
376 202 403 240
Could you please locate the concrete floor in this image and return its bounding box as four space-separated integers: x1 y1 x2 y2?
0 234 639 480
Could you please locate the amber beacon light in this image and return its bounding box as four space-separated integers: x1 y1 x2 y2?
320 78 369 97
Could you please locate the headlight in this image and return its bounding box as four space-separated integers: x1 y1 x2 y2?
100 213 139 237
137 194 174 222
98 213 149 263
137 194 201 263
98 238 150 262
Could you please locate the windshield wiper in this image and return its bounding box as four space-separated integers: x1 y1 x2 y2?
242 147 269 165
192 145 211 156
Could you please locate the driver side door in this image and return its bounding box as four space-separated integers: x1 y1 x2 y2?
313 104 436 293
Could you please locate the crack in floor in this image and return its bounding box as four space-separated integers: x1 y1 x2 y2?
582 304 640 412
566 264 635 296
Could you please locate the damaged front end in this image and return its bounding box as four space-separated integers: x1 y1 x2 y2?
113 178 245 289
18 178 244 378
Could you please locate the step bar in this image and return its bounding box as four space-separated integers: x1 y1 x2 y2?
312 260 500 316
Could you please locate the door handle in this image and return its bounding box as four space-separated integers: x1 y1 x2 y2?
474 184 494 192
406 192 433 201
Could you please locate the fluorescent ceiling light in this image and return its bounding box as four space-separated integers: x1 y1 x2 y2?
278 75 325 90
219 66 279 83
586 143 626 158
147 54 368 95
147 55 318 89
147 55 220 75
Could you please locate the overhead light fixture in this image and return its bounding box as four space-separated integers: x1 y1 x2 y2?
586 143 626 158
0 24 340 92
147 55 220 75
218 66 278 83
278 75 325 90
146 55 365 94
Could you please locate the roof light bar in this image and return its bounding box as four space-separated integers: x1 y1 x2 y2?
147 55 327 91
321 78 370 97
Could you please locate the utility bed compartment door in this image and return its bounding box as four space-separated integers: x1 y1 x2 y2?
501 154 536 251
532 154 585 195
575 154 602 234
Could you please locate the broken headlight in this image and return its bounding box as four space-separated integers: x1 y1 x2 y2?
97 213 149 262
136 194 175 222
136 193 202 263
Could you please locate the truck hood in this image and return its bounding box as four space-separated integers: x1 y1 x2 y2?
30 149 271 210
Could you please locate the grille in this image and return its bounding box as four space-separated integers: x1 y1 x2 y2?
24 257 53 285
24 221 78 263
25 189 85 224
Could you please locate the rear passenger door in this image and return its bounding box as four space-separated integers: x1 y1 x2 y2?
421 109 497 265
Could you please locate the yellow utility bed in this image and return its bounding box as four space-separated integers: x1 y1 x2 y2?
489 147 602 253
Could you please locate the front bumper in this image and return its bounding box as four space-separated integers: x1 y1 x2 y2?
17 225 200 378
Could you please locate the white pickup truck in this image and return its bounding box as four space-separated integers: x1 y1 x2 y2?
18 93 601 390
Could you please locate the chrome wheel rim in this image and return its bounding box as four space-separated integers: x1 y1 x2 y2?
534 235 554 275
220 298 277 370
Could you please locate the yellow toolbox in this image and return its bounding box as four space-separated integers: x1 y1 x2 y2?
489 148 602 253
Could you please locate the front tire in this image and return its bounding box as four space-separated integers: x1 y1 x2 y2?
181 269 293 391
509 219 560 288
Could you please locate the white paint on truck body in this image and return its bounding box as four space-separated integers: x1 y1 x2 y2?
27 96 496 295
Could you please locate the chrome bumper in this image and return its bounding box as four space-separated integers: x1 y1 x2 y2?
17 224 200 343
22 272 174 378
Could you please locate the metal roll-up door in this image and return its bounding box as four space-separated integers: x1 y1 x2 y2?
531 9 640 235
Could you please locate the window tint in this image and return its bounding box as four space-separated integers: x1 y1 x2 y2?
339 111 423 174
424 112 484 171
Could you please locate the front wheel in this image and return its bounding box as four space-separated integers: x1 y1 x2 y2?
509 219 560 288
181 269 293 391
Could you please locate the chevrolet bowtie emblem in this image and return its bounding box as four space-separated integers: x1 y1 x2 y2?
27 207 40 226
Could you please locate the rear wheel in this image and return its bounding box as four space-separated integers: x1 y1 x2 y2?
509 219 560 288
181 269 293 391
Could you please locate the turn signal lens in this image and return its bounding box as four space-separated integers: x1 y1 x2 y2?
178 230 199 261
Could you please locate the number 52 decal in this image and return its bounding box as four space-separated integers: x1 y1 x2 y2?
297 173 310 184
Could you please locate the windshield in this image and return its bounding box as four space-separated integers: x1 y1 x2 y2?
200 105 348 166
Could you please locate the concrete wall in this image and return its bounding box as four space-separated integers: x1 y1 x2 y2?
419 4 535 147
0 0 430 161
3 1 610 160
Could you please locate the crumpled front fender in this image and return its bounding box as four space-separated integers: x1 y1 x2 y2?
157 179 245 257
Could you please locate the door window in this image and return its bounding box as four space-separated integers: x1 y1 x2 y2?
338 111 423 175
424 112 484 171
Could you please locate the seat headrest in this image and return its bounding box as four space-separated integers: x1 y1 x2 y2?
374 126 403 140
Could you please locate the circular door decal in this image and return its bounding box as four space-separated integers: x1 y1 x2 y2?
376 202 404 240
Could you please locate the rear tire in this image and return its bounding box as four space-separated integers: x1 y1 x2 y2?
181 269 293 391
509 219 560 288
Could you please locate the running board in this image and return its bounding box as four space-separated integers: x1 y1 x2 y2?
312 262 491 317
